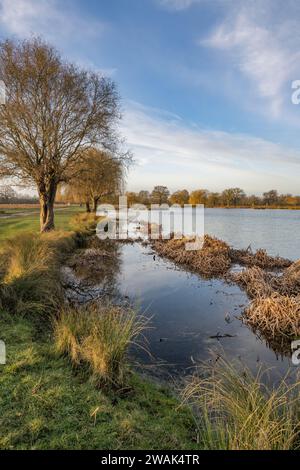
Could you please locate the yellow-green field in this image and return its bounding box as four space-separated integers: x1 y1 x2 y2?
0 206 84 241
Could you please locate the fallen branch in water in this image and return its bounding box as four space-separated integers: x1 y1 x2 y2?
210 333 237 339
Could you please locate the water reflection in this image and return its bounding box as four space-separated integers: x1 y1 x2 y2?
62 237 297 381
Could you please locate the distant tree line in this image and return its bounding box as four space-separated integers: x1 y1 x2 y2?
125 186 300 208
0 185 38 204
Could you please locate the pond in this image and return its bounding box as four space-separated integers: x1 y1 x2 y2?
65 208 300 382
205 208 300 260
117 243 294 380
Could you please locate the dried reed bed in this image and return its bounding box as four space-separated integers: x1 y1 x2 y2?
231 260 300 342
153 235 231 277
232 260 300 299
279 260 300 296
230 247 291 270
153 235 291 278
231 267 275 299
245 294 300 339
153 235 299 348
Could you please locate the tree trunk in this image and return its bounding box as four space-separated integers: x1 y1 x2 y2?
40 196 47 228
39 181 57 232
92 197 99 213
86 201 91 213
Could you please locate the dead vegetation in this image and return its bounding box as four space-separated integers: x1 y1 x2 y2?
230 246 291 270
153 235 291 278
66 237 121 290
232 262 300 343
233 260 300 299
245 294 300 339
153 235 231 277
153 235 300 349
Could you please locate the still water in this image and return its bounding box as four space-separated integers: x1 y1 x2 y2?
117 243 294 380
125 207 300 260
205 208 300 260
72 209 300 380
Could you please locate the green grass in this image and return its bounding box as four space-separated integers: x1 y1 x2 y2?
0 222 198 450
0 311 197 450
0 206 84 241
3 210 298 450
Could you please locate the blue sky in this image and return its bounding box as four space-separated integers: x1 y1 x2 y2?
1 0 300 194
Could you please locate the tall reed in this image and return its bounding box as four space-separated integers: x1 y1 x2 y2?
182 357 300 450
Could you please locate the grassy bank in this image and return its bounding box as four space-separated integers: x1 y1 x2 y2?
1 214 300 450
0 311 196 449
0 214 198 450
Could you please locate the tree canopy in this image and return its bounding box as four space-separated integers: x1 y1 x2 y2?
0 37 121 231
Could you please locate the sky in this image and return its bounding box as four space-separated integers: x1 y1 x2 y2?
1 0 300 195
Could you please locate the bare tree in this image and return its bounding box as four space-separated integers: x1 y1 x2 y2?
63 148 124 212
0 184 17 203
0 38 120 231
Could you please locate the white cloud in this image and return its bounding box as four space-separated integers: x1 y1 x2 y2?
201 4 300 118
123 101 300 193
0 0 106 43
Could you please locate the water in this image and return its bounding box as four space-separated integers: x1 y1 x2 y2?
67 208 300 381
124 207 300 260
205 208 300 260
117 243 294 380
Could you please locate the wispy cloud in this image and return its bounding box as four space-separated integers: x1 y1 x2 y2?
0 0 106 43
200 2 300 118
123 101 300 192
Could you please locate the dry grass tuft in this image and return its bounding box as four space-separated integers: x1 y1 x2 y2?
245 294 300 339
0 233 61 315
231 267 275 299
182 357 300 450
0 231 78 316
54 303 148 387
